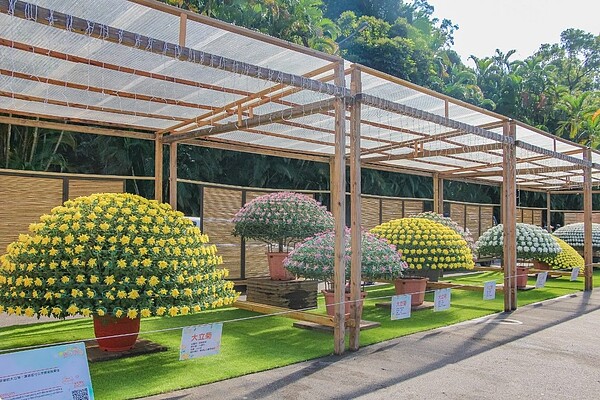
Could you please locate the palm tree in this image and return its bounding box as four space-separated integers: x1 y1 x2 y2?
556 92 600 145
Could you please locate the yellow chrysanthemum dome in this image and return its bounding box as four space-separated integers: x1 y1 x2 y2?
0 193 238 319
370 217 475 271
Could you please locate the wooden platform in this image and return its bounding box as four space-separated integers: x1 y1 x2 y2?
496 284 536 291
234 300 335 327
246 278 318 310
293 320 380 333
473 266 581 278
426 281 505 293
86 339 167 362
375 301 434 311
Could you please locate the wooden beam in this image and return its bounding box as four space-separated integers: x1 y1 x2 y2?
0 107 162 133
450 164 583 179
583 148 593 291
514 120 590 156
0 167 155 181
349 66 362 351
239 127 334 149
473 266 502 272
0 38 251 98
179 13 188 47
0 115 153 140
433 173 443 214
364 142 504 163
155 134 164 202
233 301 335 327
0 67 215 112
502 121 517 311
0 89 186 123
159 63 338 134
169 143 178 210
332 62 347 355
546 191 552 232
174 9 186 212
163 98 335 143
359 121 499 158
447 148 584 176
529 268 580 277
427 281 505 293
185 137 330 163
549 190 600 195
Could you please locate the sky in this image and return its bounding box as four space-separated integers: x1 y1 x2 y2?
426 0 600 64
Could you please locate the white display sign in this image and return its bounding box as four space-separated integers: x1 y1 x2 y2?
391 294 412 320
0 342 94 400
483 280 496 300
570 267 580 281
535 271 548 288
434 288 451 311
180 323 223 361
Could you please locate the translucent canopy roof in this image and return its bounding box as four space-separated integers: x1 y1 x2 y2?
1 0 599 191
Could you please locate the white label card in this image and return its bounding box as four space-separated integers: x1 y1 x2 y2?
0 342 94 400
391 294 412 320
570 267 580 281
535 271 548 288
483 280 496 300
434 288 451 311
180 323 223 361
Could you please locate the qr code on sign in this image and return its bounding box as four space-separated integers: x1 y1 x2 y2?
71 388 90 400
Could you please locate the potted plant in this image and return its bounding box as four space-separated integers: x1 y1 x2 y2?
536 237 584 272
0 193 239 352
232 192 334 280
413 212 477 254
476 223 561 288
371 217 475 306
284 229 407 317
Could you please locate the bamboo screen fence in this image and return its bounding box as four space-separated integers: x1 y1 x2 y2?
564 212 600 225
516 207 544 225
447 201 495 239
0 170 124 251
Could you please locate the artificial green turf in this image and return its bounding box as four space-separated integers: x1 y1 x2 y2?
1 270 598 399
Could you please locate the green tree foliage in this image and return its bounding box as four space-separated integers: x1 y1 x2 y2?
0 121 75 171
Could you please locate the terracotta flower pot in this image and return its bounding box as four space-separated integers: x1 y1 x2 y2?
322 290 367 317
394 277 428 306
267 252 295 281
516 267 530 288
93 315 141 352
533 260 551 270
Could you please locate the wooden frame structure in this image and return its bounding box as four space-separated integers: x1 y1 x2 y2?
1 0 599 354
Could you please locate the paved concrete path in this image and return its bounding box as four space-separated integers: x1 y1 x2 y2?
145 291 600 400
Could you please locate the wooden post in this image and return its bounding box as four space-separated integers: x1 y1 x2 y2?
583 148 593 291
546 191 551 232
433 173 443 214
167 14 186 210
169 143 177 209
331 62 347 355
502 121 517 311
179 13 188 47
155 133 163 202
349 66 362 351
